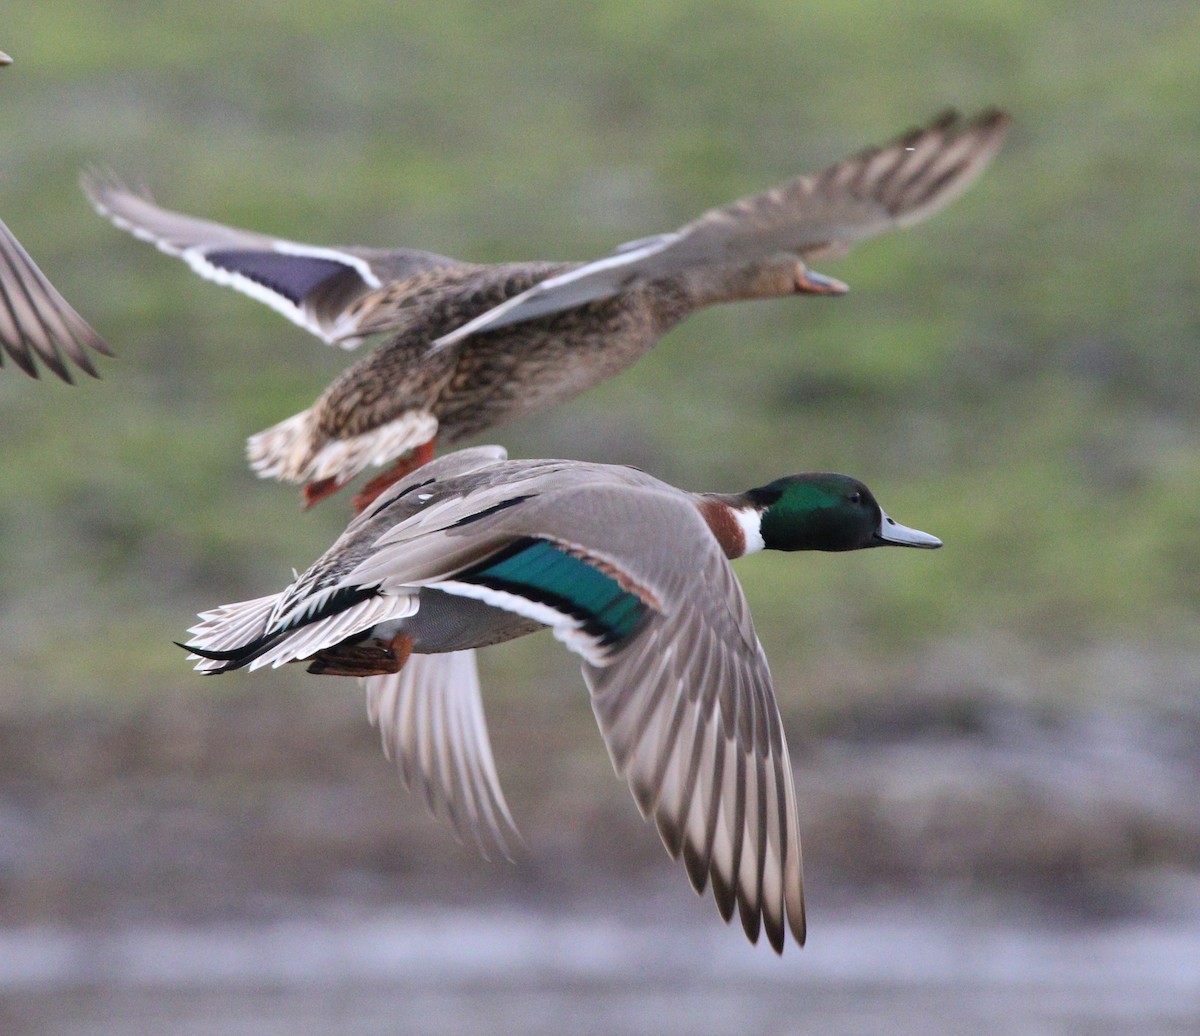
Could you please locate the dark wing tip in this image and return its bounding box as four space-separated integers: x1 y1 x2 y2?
628 778 654 818
960 108 1014 155
736 890 763 946
175 639 235 661
875 107 1012 225
948 107 1013 151
763 910 786 955
0 216 115 382
0 341 40 378
655 812 685 859
802 105 1011 243
85 329 117 359
909 106 1011 137
0 333 111 385
37 345 73 383
680 839 710 895
872 106 1011 164
174 639 256 674
791 909 807 948
709 868 737 924
976 106 1014 130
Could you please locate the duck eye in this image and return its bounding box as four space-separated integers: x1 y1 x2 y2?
848 492 862 504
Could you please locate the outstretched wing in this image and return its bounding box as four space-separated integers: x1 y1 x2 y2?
401 483 806 952
82 170 466 346
0 216 113 383
435 108 1009 347
365 649 520 862
581 540 804 953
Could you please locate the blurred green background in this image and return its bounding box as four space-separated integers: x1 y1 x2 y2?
2 2 1199 1030
2 1 1196 711
1 0 1199 967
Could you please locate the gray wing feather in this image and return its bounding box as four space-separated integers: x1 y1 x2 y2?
0 216 113 382
354 445 510 522
365 650 520 861
582 541 805 952
432 233 677 347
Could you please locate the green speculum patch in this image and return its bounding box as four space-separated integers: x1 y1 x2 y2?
458 537 650 646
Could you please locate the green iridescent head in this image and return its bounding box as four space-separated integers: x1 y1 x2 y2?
747 473 942 552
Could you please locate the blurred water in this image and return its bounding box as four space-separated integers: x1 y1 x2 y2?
2 902 1198 1036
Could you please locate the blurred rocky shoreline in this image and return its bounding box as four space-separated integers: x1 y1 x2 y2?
2 673 1196 930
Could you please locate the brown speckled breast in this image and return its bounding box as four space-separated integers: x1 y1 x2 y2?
317 263 694 443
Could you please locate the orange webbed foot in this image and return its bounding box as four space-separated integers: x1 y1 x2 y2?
302 476 344 509
306 631 413 677
351 439 437 514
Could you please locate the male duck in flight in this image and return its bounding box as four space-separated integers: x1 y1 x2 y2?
87 110 1008 508
182 445 942 952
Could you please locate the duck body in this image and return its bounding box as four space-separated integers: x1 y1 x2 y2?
196 255 697 506
310 261 687 443
87 109 1009 503
183 445 942 951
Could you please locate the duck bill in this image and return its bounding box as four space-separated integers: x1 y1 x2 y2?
875 510 942 549
795 267 849 296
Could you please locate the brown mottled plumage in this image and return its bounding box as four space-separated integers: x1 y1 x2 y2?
85 109 1009 503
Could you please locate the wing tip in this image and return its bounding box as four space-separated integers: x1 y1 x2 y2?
710 868 737 924
905 106 1012 141
79 165 151 217
737 892 763 946
0 213 116 382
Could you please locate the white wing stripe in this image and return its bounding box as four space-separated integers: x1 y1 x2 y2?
430 234 679 349
271 241 383 288
430 579 611 666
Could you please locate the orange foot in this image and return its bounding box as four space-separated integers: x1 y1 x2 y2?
351 439 437 514
306 631 413 677
302 475 344 510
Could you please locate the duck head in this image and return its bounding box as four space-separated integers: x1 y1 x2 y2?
683 256 849 306
729 472 942 555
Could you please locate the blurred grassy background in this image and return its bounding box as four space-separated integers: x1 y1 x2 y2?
0 0 1196 731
